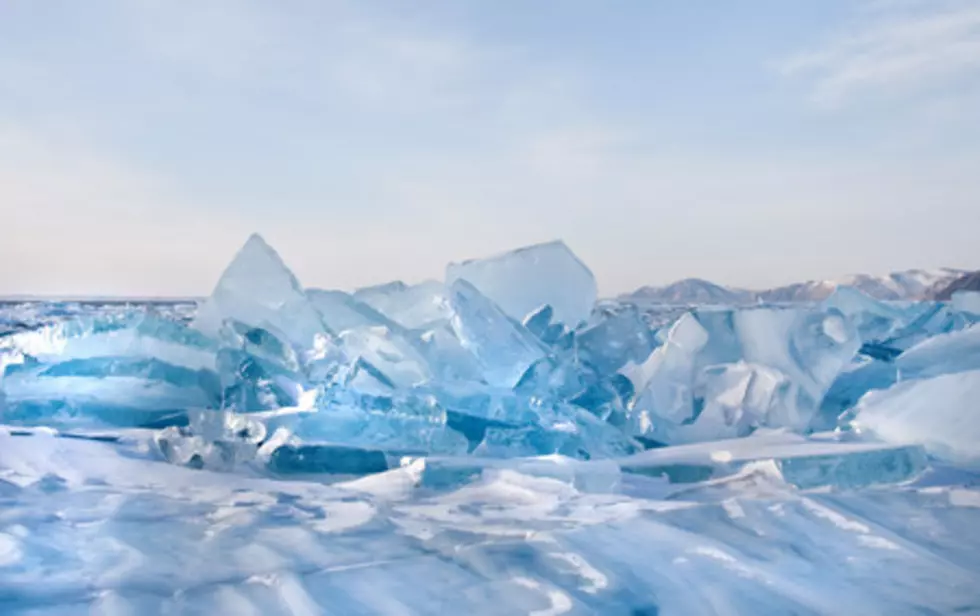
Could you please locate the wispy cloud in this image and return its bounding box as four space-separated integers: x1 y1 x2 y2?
117 1 499 112
782 0 980 107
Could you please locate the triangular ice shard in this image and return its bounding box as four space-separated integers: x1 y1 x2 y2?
448 279 547 389
193 234 326 349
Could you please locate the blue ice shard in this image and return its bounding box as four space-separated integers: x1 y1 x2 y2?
627 307 859 444
354 280 452 330
193 234 326 349
415 325 483 383
816 357 898 431
155 409 266 470
854 369 980 466
0 314 222 429
881 302 972 352
274 392 469 460
896 324 980 381
619 430 927 490
338 326 432 389
522 304 554 339
951 291 980 318
822 286 906 342
448 279 547 389
446 240 597 328
575 306 656 377
626 313 710 428
216 323 311 413
475 403 638 459
307 289 396 334
0 363 217 429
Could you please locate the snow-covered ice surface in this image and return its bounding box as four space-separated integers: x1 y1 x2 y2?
2 236 980 615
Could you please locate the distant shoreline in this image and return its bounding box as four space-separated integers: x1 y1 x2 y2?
0 296 202 304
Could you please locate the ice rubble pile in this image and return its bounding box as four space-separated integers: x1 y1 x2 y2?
1 234 979 473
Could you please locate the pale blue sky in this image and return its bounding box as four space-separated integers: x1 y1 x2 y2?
2 0 978 296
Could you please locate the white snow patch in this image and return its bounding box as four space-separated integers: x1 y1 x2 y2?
722 498 746 520
0 533 22 566
801 499 870 533
949 489 980 508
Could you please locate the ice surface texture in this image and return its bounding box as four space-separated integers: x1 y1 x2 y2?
2 234 980 614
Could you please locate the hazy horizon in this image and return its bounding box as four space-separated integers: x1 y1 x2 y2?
0 232 969 301
2 1 979 296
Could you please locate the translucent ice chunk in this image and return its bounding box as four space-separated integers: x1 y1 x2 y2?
155 409 266 470
822 286 906 342
446 240 597 328
522 304 554 338
0 370 213 428
627 313 710 426
951 291 980 318
896 324 980 381
575 306 656 377
0 314 217 375
338 326 432 389
267 443 392 475
216 323 311 412
276 394 469 459
734 308 859 404
816 358 897 431
628 307 859 444
448 279 547 389
354 280 452 330
881 303 971 352
415 326 484 383
619 430 927 489
476 406 638 459
854 369 980 466
0 315 224 428
193 234 326 349
307 289 396 334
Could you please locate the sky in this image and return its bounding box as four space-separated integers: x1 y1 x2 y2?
1 0 979 297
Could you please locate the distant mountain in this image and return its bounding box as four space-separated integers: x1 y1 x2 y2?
621 268 968 305
932 271 980 301
847 269 967 300
626 278 754 305
755 280 839 303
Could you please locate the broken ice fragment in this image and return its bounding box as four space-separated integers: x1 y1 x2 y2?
576 306 656 377
822 286 906 342
448 279 547 389
853 369 980 466
338 326 432 389
193 234 326 349
446 240 597 328
268 443 392 475
522 304 554 338
354 280 452 330
278 393 469 457
619 430 927 489
627 307 859 444
627 313 710 427
0 368 212 429
951 291 980 318
415 326 483 383
895 324 980 381
307 289 397 334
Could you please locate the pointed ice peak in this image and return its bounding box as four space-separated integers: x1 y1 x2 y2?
446 240 597 328
192 234 326 348
216 233 303 295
